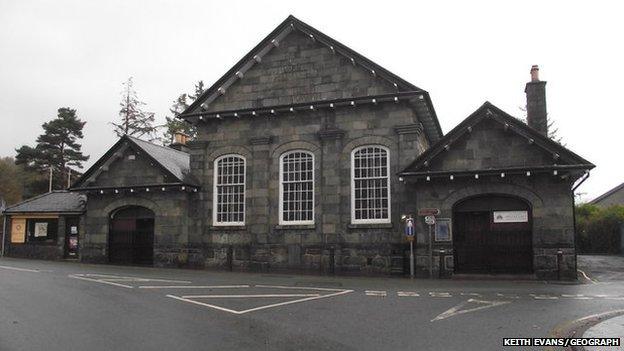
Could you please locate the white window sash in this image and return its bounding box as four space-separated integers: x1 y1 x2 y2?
279 150 315 225
213 154 246 226
351 145 391 224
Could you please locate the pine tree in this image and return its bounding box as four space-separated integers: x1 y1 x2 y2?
15 107 89 191
161 80 204 144
111 77 158 140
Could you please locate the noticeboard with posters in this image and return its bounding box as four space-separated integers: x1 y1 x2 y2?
434 218 452 242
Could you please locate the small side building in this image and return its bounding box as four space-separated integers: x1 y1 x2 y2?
589 182 624 207
2 191 86 260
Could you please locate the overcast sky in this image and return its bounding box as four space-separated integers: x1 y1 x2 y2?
0 0 621 201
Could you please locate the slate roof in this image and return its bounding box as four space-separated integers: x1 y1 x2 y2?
71 135 197 189
399 101 595 177
3 191 86 214
589 182 624 205
179 15 443 143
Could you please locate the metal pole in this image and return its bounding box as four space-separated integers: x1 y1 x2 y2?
428 225 433 278
409 240 414 279
1 215 7 257
49 167 53 192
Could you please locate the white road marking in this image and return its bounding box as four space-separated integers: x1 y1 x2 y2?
181 294 320 299
365 290 387 297
138 285 250 289
255 284 345 292
460 292 482 297
397 291 420 297
0 265 40 272
429 292 452 298
496 293 520 299
530 294 558 300
431 299 511 322
167 289 353 315
68 274 133 288
577 269 597 284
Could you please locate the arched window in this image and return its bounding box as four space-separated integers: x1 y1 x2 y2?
279 150 314 225
213 154 246 226
351 145 391 224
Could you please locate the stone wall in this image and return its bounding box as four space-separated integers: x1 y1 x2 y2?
189 100 429 275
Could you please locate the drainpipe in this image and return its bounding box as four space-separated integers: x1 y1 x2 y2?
571 171 590 278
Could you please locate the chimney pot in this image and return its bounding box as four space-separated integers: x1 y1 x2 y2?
170 131 190 152
530 65 540 82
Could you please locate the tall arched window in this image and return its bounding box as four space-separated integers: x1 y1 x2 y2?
279 150 314 225
351 145 391 224
213 154 246 226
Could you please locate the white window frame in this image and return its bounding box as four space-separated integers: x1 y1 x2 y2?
279 150 315 225
212 154 246 226
350 145 391 224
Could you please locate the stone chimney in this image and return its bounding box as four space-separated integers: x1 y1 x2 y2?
169 131 190 153
525 65 548 136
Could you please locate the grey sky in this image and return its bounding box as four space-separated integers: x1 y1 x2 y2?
0 0 621 201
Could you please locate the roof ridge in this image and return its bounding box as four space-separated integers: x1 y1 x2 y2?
126 135 188 155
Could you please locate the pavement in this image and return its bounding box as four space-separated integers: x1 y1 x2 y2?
584 314 624 351
0 255 623 350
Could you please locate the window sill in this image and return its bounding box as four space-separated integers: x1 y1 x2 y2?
208 225 247 231
347 223 393 229
274 224 316 230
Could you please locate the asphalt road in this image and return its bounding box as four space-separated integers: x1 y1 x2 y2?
0 256 623 351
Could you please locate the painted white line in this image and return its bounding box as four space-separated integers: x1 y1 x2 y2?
76 274 191 284
0 265 40 272
166 295 242 314
431 299 511 322
181 294 320 299
605 297 624 300
530 294 558 300
495 293 520 299
429 292 452 298
577 269 597 284
68 274 133 289
397 291 420 297
139 285 250 289
460 292 482 297
365 290 387 297
166 289 354 315
255 284 345 292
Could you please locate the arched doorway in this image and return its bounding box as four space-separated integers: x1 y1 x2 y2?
109 206 154 265
453 195 532 274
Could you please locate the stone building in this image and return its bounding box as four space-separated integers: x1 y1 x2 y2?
2 16 594 279
589 182 624 207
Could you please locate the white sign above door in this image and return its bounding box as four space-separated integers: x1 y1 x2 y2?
493 211 528 223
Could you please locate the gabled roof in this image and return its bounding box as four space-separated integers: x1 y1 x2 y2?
3 190 86 214
71 135 197 189
179 15 443 143
589 182 624 205
400 101 595 176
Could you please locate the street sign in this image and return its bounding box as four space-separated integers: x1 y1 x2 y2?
425 215 436 226
404 218 415 236
418 208 441 216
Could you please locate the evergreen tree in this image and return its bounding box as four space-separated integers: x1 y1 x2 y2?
111 77 158 140
15 107 89 191
161 80 203 144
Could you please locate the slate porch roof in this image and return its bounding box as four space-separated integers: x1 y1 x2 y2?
3 190 86 214
179 15 443 143
399 101 595 177
589 182 624 205
71 135 198 189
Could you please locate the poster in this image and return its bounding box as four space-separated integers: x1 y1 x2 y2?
34 222 48 237
10 218 26 243
435 218 452 242
493 211 528 223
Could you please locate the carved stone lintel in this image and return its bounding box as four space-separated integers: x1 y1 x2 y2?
249 136 273 145
317 128 345 140
394 123 423 135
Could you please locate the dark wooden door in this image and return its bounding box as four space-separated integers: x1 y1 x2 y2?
109 207 154 265
454 211 532 274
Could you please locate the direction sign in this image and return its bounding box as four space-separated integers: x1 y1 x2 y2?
418 208 441 216
424 215 436 226
404 218 415 236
